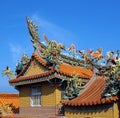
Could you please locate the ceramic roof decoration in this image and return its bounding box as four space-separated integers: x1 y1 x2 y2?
2 67 16 80
15 54 30 75
63 73 86 100
4 17 120 106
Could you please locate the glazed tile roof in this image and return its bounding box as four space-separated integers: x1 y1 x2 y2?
31 53 93 79
58 64 92 78
0 93 19 113
9 53 93 84
9 70 54 83
61 77 119 106
0 93 19 98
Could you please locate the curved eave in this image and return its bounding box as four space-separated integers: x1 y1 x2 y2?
61 96 119 107
61 77 119 106
9 70 54 86
9 71 89 86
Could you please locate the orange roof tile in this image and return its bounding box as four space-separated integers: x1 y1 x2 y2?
0 93 19 98
58 64 93 78
61 77 119 106
33 54 93 78
32 53 47 66
9 70 54 83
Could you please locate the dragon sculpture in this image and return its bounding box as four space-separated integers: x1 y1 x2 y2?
26 17 66 69
63 74 84 100
15 54 29 75
41 34 66 68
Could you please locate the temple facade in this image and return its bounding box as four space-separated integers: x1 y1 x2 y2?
3 17 120 118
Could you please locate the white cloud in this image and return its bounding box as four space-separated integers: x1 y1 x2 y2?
9 43 33 64
9 43 24 63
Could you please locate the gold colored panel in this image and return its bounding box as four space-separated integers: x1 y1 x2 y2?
113 103 119 118
24 59 46 76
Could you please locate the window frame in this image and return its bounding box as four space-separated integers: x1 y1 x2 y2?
30 85 41 107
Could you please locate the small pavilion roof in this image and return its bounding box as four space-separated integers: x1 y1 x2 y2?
61 77 119 106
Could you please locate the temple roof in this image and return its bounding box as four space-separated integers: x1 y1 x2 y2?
9 53 93 86
61 77 119 106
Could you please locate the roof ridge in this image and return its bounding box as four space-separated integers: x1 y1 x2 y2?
32 53 47 66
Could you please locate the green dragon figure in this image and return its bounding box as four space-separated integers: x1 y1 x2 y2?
63 74 84 100
41 34 65 68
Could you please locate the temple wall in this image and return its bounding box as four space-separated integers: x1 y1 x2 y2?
19 82 62 107
64 104 116 118
55 88 61 105
19 106 56 117
19 85 30 107
113 103 119 118
24 60 46 77
41 82 61 106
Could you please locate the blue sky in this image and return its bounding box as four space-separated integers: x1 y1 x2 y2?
0 0 120 93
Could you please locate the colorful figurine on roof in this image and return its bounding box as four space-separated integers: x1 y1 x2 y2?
63 73 85 100
102 64 120 97
26 17 45 57
89 49 120 98
2 66 15 79
68 44 77 58
41 34 65 69
71 48 120 98
26 17 40 41
15 54 29 75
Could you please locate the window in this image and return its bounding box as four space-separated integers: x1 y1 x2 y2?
31 86 41 106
